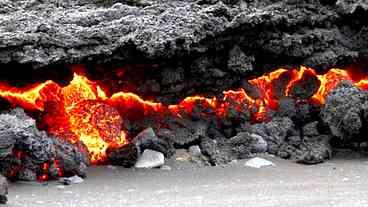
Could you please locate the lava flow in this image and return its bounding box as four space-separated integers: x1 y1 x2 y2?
1 66 368 164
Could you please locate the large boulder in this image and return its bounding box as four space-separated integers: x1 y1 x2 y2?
321 82 368 141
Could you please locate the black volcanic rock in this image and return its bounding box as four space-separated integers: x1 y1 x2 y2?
0 108 89 181
107 143 139 168
0 0 366 71
0 0 367 103
297 135 332 165
0 174 7 204
132 127 175 158
250 117 294 154
321 82 368 141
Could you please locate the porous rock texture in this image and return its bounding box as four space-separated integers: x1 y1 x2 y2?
0 108 89 181
1 0 367 68
0 174 7 204
0 0 367 101
321 82 368 142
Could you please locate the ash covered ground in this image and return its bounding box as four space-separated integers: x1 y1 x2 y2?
5 152 368 207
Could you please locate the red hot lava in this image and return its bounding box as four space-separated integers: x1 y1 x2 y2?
1 66 368 164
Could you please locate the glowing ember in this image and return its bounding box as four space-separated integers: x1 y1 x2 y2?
285 66 317 96
0 73 127 164
67 100 126 162
249 68 288 109
312 69 351 104
0 66 368 163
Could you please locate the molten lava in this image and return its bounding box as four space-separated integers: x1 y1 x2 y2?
0 66 367 163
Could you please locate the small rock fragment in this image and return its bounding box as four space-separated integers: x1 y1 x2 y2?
56 185 65 189
133 127 175 158
160 165 172 171
58 175 84 185
134 149 165 169
245 157 275 168
107 143 139 168
188 145 202 156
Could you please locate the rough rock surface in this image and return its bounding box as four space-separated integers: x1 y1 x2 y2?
199 130 269 165
107 143 139 168
297 135 332 164
321 82 368 141
0 0 367 102
228 132 268 158
132 127 175 158
0 0 367 69
0 174 7 204
250 117 295 154
0 108 89 181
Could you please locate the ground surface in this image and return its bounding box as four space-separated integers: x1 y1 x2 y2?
4 151 368 207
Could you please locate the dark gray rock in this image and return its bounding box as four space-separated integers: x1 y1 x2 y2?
132 127 175 158
227 45 254 74
0 174 7 204
277 97 297 118
250 117 294 154
297 135 332 164
277 143 303 160
321 82 368 141
52 139 89 178
170 121 208 146
0 0 366 105
288 73 320 100
0 0 365 68
17 168 37 181
0 108 89 181
0 1 366 82
0 132 15 159
107 143 139 168
199 136 234 165
228 132 267 159
302 121 320 137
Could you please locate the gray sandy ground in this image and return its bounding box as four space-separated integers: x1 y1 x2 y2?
5 151 368 207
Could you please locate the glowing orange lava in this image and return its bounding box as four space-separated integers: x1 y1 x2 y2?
1 66 368 164
0 74 127 164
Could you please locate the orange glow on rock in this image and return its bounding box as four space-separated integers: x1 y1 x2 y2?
285 66 317 96
312 69 351 104
0 73 128 164
0 80 57 111
1 66 368 164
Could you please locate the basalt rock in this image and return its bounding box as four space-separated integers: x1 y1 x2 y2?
0 174 7 204
297 135 332 164
250 117 295 154
199 136 234 165
0 0 366 69
107 143 139 168
228 132 268 159
0 0 367 102
132 127 175 158
0 108 89 180
199 130 268 165
321 82 368 142
168 120 208 146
